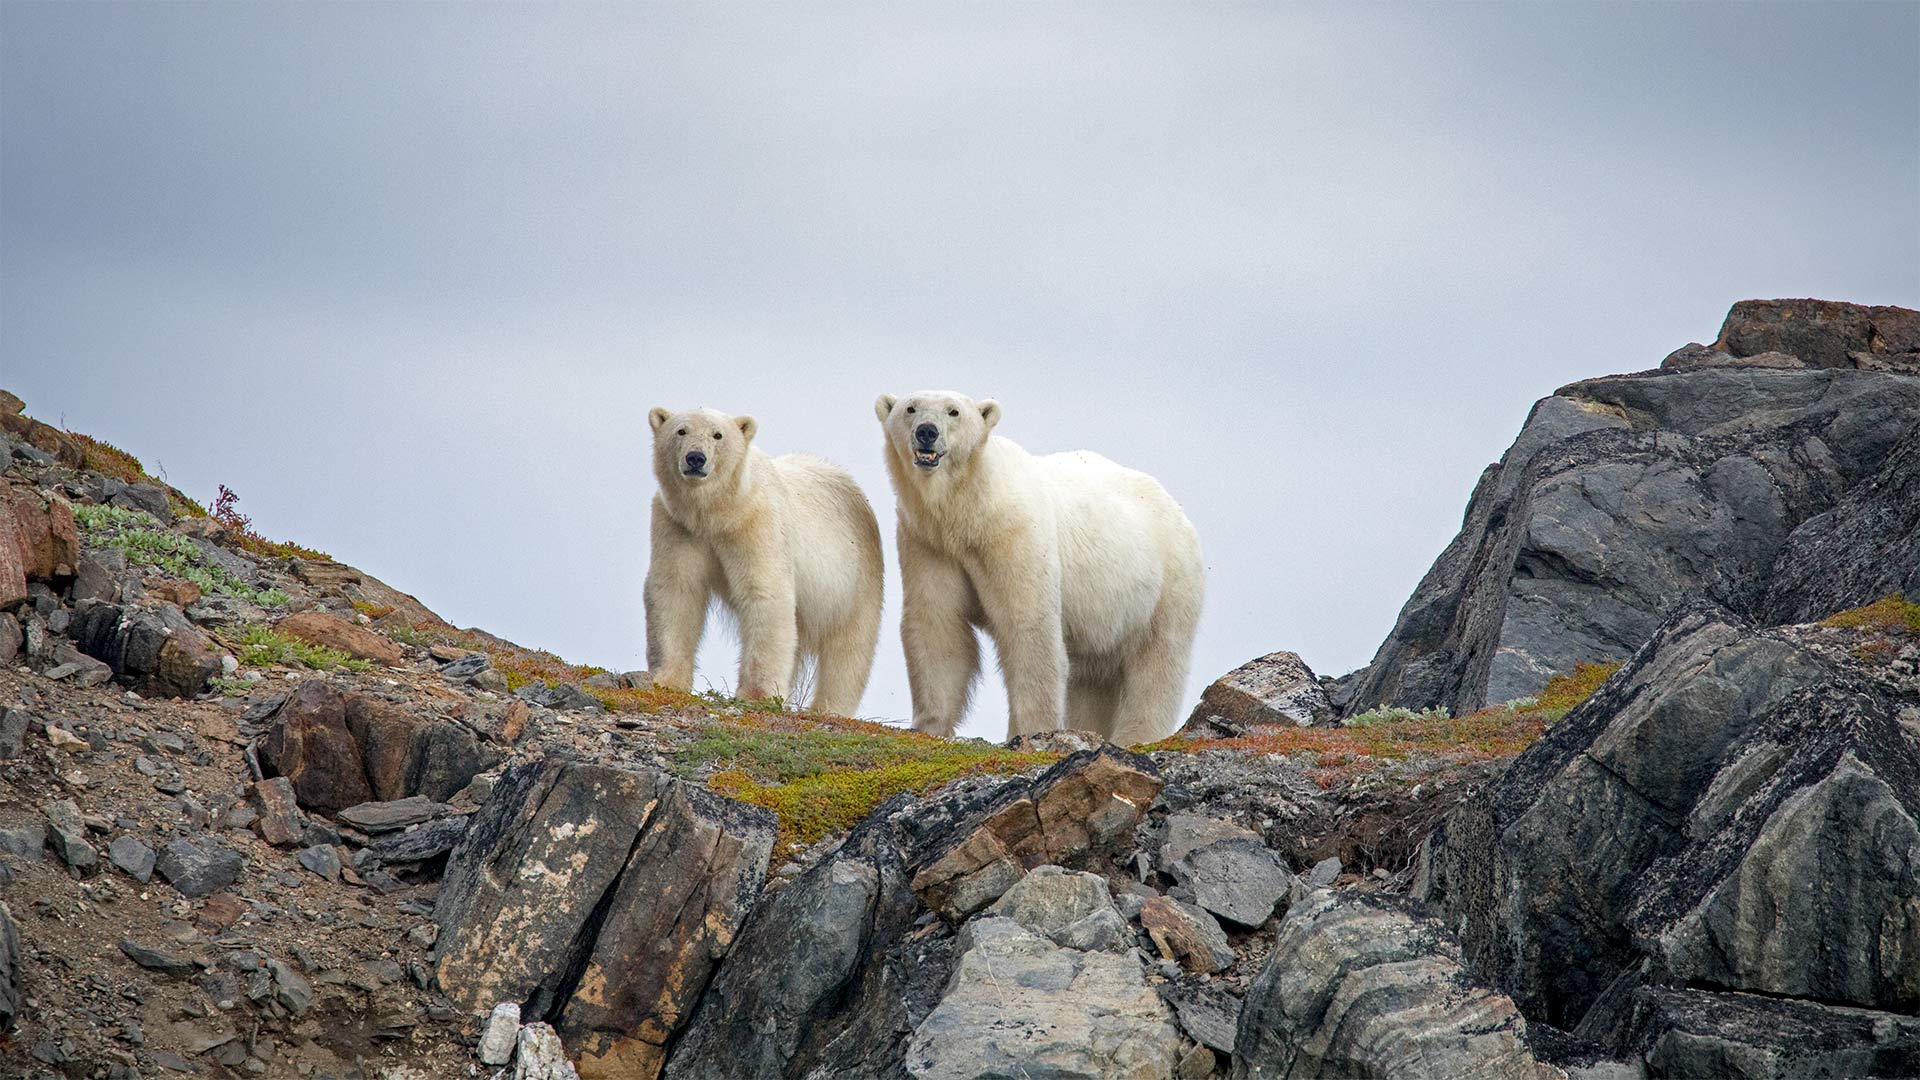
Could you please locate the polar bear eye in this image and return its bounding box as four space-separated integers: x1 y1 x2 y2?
712 432 723 440
676 428 687 436
904 406 915 414
948 409 959 417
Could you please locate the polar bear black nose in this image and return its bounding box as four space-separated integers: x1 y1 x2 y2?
684 450 707 470
915 423 939 447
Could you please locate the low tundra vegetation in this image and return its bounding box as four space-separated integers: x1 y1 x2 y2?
677 715 1059 854
1152 659 1626 790
1821 593 1920 634
234 625 370 672
66 429 208 520
73 503 290 608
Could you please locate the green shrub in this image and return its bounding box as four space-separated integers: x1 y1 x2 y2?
73 504 289 607
237 625 368 672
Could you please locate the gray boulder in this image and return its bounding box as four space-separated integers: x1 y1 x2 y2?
1182 651 1334 734
1160 813 1293 927
155 836 243 898
107 836 155 882
43 799 99 876
985 865 1131 953
1343 302 1920 716
67 599 221 698
905 917 1179 1080
1233 893 1559 1080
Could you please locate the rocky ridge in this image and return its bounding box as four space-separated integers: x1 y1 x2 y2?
1 297 1916 1080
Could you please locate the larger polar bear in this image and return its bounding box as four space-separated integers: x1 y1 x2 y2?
646 406 884 716
876 391 1204 743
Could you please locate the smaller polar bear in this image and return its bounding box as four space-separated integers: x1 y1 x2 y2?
877 391 1203 744
645 407 884 716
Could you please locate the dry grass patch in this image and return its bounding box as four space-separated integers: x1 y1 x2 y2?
1821 593 1920 634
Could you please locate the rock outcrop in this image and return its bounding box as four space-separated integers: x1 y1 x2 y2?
433 757 775 1080
1414 602 1920 1066
667 748 1170 1080
68 599 222 698
1343 299 1920 715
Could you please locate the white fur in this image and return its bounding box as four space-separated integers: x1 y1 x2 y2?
876 391 1203 743
645 406 884 715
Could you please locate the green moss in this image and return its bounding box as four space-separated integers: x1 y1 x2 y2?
73 503 289 607
236 625 369 672
677 719 1058 851
1532 661 1623 716
1822 594 1920 634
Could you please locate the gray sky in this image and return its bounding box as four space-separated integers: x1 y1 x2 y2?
4 2 1916 740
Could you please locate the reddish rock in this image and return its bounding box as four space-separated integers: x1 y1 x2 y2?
257 682 374 812
4 486 80 585
0 499 25 611
1141 895 1236 974
912 747 1164 922
498 699 531 744
148 579 203 609
247 778 306 847
1714 298 1920 371
0 413 83 468
257 681 498 813
275 611 405 667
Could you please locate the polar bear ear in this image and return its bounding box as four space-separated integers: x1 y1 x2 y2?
734 415 758 443
874 394 898 423
978 399 1002 431
648 407 671 433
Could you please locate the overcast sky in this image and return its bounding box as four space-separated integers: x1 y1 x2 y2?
4 2 1916 739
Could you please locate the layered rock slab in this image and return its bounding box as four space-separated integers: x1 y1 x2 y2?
1233 892 1558 1080
434 757 773 1080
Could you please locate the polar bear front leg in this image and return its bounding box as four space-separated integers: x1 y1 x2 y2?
900 531 979 737
973 548 1068 738
644 504 713 693
719 525 799 704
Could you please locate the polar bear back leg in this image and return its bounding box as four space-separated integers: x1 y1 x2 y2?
1106 536 1204 745
1066 670 1120 735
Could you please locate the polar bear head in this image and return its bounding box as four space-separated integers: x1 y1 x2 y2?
649 407 758 491
875 391 1001 475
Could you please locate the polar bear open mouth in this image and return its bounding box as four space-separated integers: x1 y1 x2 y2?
681 468 709 479
913 450 945 468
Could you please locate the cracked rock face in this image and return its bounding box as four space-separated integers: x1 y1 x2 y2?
434 758 774 1080
1343 300 1920 716
911 747 1163 922
1418 604 1920 1039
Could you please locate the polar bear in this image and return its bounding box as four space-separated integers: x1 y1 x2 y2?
876 391 1204 744
646 407 884 716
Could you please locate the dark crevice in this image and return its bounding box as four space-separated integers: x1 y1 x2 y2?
540 795 660 1026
